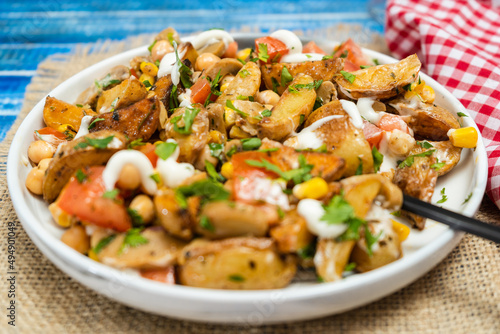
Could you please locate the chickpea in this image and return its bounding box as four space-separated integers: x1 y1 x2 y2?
220 74 235 86
129 194 155 224
388 130 416 156
151 40 174 62
255 90 280 106
116 164 141 190
25 158 52 195
61 225 90 254
28 140 55 164
195 53 221 72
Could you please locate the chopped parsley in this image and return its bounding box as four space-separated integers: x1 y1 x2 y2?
128 138 146 148
241 138 262 151
175 179 230 209
76 104 83 108
288 80 323 93
147 39 157 52
102 188 119 200
155 141 178 160
257 43 269 63
205 160 225 182
355 158 363 175
297 243 316 260
74 135 115 150
143 80 152 88
171 106 200 135
88 117 105 130
75 169 87 183
340 70 356 84
150 173 161 184
431 160 446 170
398 149 436 168
373 58 380 65
118 228 149 255
457 112 468 117
344 262 356 272
127 208 144 227
172 41 193 89
94 74 120 90
277 206 285 219
204 70 223 107
199 215 215 232
416 141 434 149
226 145 238 158
92 234 116 254
228 274 245 282
236 95 254 101
437 188 448 204
239 69 250 78
340 50 348 58
257 147 279 153
462 192 473 205
360 65 372 69
261 109 272 118
271 77 280 93
322 55 333 60
372 146 384 173
245 154 313 185
225 100 248 118
281 66 293 87
209 143 224 160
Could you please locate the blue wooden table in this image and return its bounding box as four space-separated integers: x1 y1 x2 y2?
0 0 385 141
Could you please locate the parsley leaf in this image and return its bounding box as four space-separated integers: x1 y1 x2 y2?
176 179 230 208
75 169 87 183
355 157 363 175
102 188 119 200
261 109 272 117
155 141 178 160
241 138 262 151
372 146 384 173
297 243 316 259
340 50 348 58
143 80 152 88
150 173 161 184
118 228 149 255
457 112 468 117
93 234 116 254
281 66 293 87
127 208 144 227
173 41 193 89
225 100 248 118
75 136 115 150
205 160 225 182
340 70 356 84
321 195 355 225
199 215 215 232
148 39 157 52
416 141 434 149
462 192 473 205
209 143 224 160
128 138 146 148
257 43 269 63
245 155 313 185
437 188 448 204
171 106 200 135
344 262 356 272
271 77 280 93
95 74 120 90
431 161 446 170
364 225 381 256
373 58 380 65
239 69 250 78
360 65 372 69
398 149 436 168
322 55 333 60
88 117 105 130
228 274 245 282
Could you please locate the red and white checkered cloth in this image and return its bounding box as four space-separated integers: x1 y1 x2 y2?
386 0 500 209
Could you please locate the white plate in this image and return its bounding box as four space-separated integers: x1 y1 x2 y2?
7 33 488 324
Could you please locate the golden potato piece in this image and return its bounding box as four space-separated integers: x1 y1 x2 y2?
261 58 344 94
96 227 186 270
409 140 462 176
205 58 243 81
334 54 421 100
314 239 355 282
257 74 316 141
43 130 127 203
178 237 296 290
43 96 96 131
270 210 314 254
96 78 148 114
216 61 261 106
90 96 161 141
151 75 173 110
154 188 197 240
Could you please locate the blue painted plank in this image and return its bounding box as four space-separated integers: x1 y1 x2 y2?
0 44 74 71
0 115 17 140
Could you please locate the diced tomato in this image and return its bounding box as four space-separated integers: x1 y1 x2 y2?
254 36 289 64
58 166 132 232
34 127 67 141
232 151 277 179
362 121 384 148
190 77 212 104
137 143 158 168
222 41 238 58
140 267 176 284
333 38 369 70
303 41 326 55
377 114 410 134
130 68 139 79
343 59 361 72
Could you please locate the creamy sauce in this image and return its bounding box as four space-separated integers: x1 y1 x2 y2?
102 150 158 195
238 177 290 210
157 48 187 85
281 53 324 63
191 30 234 49
357 98 383 124
339 99 363 129
389 96 420 116
447 128 456 137
74 115 93 139
297 199 348 239
378 132 401 173
178 89 192 108
270 29 302 54
156 139 196 188
287 115 343 149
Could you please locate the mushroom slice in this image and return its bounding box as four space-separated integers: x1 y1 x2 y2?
178 237 297 290
205 58 243 81
197 40 226 57
334 54 421 100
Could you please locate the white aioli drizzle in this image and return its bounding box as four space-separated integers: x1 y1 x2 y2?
191 30 234 49
178 89 192 108
270 29 303 54
378 132 401 173
74 115 93 139
357 97 383 124
289 115 343 149
281 53 324 63
339 99 363 129
156 139 195 188
157 48 187 85
238 178 290 210
297 199 348 239
102 150 158 195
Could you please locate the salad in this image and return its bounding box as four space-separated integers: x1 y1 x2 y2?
24 28 478 289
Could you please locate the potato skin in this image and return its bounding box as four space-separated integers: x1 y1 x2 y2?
96 78 148 114
178 238 296 290
261 58 343 95
216 62 261 106
409 140 462 176
43 96 96 131
89 96 160 141
314 239 355 282
270 210 314 254
335 54 421 100
154 188 195 240
43 130 127 203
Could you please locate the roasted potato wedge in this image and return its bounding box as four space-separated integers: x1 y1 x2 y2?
43 130 127 203
178 237 296 289
350 222 402 272
261 57 343 95
409 140 462 176
178 42 199 68
216 62 261 106
165 104 209 164
154 188 196 240
197 201 277 239
96 227 186 270
206 102 226 134
257 74 316 141
43 96 96 131
89 96 160 141
155 27 181 44
334 54 421 100
96 78 148 114
270 210 314 254
314 239 356 282
205 58 243 81
197 40 225 57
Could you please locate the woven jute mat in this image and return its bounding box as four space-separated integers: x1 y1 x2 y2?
1 28 499 333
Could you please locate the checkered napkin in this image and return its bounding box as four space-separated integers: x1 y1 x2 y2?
385 0 500 209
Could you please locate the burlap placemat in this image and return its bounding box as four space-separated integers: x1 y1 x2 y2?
1 28 499 334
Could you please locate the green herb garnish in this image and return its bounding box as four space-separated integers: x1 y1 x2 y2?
340 70 356 84
75 169 87 183
118 228 149 255
209 143 224 160
127 208 144 227
171 106 201 135
88 117 105 130
257 43 269 63
102 188 119 200
225 100 248 118
199 215 215 232
155 141 178 160
281 66 293 87
92 234 116 254
228 274 245 282
437 188 448 204
398 149 436 168
372 146 384 173
205 160 225 182
241 138 262 151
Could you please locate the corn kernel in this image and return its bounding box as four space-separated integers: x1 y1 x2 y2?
236 48 252 62
88 250 99 262
220 82 230 93
404 79 435 103
209 130 223 144
140 61 159 77
221 162 234 179
139 74 155 89
57 124 75 134
448 127 478 148
292 177 329 200
391 219 410 242
224 107 236 127
420 85 435 103
154 140 164 146
229 126 251 139
49 202 75 227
